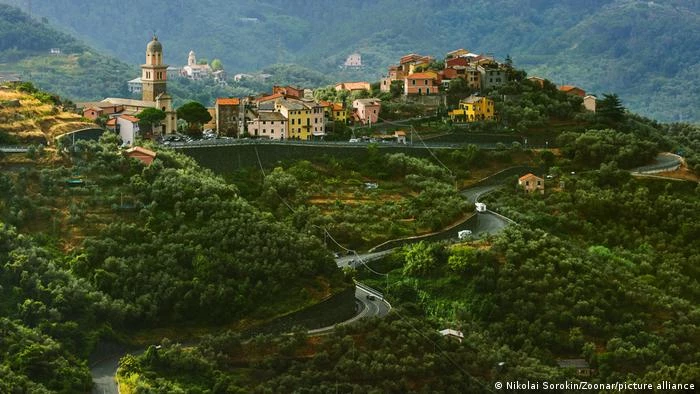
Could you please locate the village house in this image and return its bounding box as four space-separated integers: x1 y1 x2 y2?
559 85 586 97
557 359 594 377
394 130 407 144
518 173 544 194
247 111 287 140
583 95 597 112
273 85 304 99
335 81 371 93
320 101 349 123
116 114 140 146
215 97 241 136
399 53 434 75
352 98 381 125
404 72 439 95
124 146 157 166
127 78 142 94
439 329 464 343
527 76 546 88
449 96 495 122
478 65 506 90
82 107 104 121
275 98 325 140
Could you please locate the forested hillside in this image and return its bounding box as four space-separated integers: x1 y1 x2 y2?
0 83 348 389
2 0 698 122
0 4 134 100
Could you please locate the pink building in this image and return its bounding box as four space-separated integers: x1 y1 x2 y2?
352 98 381 125
247 111 287 140
404 72 438 95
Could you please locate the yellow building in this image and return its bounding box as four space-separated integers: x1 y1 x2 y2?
449 96 495 122
275 98 325 140
331 102 348 123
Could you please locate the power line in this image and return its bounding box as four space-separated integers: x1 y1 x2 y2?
253 145 296 213
376 116 453 176
390 307 497 394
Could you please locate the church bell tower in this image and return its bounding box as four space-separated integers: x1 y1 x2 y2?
141 35 168 102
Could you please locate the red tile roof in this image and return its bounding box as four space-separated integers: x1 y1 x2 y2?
216 97 240 105
406 72 437 79
120 114 140 123
125 146 157 165
518 173 542 182
336 81 370 91
255 92 284 103
126 146 156 157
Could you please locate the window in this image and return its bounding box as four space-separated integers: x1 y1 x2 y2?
412 80 416 85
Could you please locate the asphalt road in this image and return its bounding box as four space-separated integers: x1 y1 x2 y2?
90 354 122 394
89 176 515 392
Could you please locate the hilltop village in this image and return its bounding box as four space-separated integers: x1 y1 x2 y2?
72 37 598 145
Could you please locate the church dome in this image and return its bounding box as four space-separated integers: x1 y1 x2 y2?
147 36 163 53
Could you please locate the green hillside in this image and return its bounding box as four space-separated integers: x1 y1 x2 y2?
0 4 135 101
1 0 698 122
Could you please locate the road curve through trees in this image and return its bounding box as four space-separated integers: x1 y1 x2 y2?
90 173 518 393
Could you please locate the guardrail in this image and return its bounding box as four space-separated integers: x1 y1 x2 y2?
0 145 30 153
631 153 683 174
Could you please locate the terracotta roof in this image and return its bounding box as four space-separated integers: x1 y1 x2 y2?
216 97 240 105
331 103 344 111
336 81 370 91
83 107 104 112
255 92 284 103
559 85 580 92
518 173 542 182
400 53 422 64
126 146 156 157
394 130 406 136
119 114 140 123
318 100 332 107
406 72 437 79
106 118 117 126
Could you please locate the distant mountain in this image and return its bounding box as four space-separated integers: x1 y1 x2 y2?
1 0 698 122
0 4 135 101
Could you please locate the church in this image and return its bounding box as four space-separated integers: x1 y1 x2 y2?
77 36 177 144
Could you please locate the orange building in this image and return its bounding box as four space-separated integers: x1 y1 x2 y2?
404 72 438 95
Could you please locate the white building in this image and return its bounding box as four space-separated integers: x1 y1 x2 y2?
182 50 213 80
127 78 142 94
344 52 362 68
116 114 140 146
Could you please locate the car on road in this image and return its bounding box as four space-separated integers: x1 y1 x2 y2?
458 229 472 240
366 294 376 301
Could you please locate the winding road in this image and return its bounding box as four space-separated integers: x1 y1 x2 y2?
90 174 516 393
